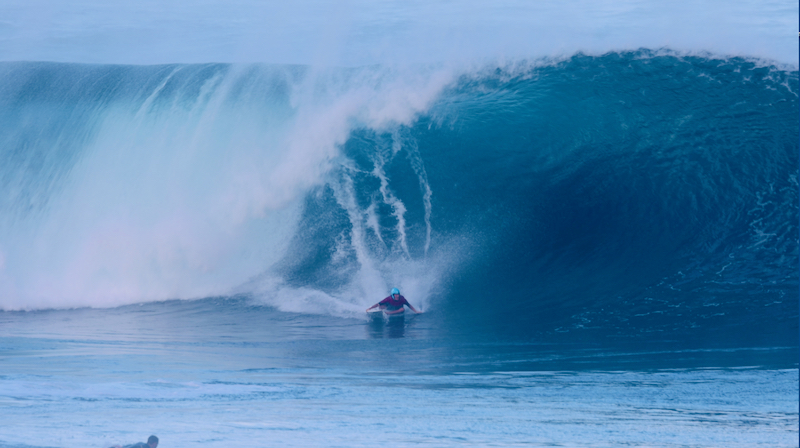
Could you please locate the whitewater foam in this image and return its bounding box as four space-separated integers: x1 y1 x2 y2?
0 62 455 310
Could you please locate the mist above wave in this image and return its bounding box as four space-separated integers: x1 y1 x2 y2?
0 0 796 66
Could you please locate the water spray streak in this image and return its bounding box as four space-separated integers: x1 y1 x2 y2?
371 151 411 258
403 136 434 256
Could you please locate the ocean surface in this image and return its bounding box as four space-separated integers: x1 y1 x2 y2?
0 1 798 447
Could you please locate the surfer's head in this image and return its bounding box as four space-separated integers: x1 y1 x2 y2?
147 436 159 448
391 287 400 297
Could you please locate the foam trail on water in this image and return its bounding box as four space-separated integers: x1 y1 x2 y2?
332 164 388 299
365 203 386 248
372 151 411 258
403 135 434 256
133 66 184 120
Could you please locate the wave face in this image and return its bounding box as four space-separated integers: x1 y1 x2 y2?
414 53 799 344
0 52 797 345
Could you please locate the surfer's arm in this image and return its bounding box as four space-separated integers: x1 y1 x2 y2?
384 307 405 315
406 303 422 314
366 303 381 312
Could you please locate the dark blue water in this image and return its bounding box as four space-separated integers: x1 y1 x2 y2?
285 52 799 347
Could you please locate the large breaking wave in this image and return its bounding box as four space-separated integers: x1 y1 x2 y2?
0 51 797 343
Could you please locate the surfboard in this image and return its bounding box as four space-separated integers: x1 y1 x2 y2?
367 307 404 320
367 308 384 320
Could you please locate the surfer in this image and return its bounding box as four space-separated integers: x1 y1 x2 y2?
366 288 422 315
109 435 158 448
